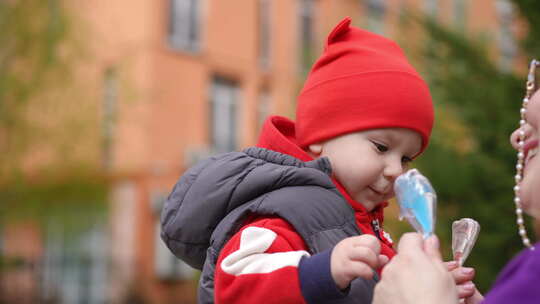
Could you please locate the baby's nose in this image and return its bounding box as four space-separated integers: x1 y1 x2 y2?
384 160 404 180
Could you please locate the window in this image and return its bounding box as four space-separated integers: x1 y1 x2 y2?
453 0 467 30
210 77 240 153
102 68 117 170
154 222 196 280
366 0 386 35
496 0 516 71
424 0 438 17
41 224 109 304
109 181 137 302
258 0 271 70
299 0 315 75
152 192 195 280
169 0 200 52
257 90 271 132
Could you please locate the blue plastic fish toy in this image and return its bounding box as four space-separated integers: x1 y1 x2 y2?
394 169 437 238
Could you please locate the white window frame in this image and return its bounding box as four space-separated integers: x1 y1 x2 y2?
366 0 386 35
41 223 109 304
258 0 271 70
424 0 439 17
257 90 271 132
169 0 200 52
210 77 240 153
496 0 516 71
152 192 195 281
299 0 315 74
102 67 117 170
453 0 467 30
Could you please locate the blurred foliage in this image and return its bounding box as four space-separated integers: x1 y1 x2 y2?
0 255 27 271
0 0 98 177
1 0 68 172
512 0 540 55
0 0 106 242
0 168 109 230
395 1 538 292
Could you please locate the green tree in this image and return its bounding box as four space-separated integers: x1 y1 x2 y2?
0 0 108 251
1 0 69 173
512 0 540 55
0 0 106 218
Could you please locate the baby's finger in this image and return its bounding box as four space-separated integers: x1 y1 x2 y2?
345 260 375 280
351 234 381 253
465 288 484 304
378 254 389 267
456 282 476 299
348 246 379 269
451 267 475 284
444 261 459 271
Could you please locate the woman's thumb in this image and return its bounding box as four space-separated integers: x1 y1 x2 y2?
424 235 443 261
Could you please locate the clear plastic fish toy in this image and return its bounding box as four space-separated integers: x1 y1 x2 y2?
452 218 480 266
394 169 437 239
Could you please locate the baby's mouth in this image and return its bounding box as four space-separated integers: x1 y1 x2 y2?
368 186 383 195
368 186 390 197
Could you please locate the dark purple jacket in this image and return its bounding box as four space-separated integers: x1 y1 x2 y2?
482 242 540 304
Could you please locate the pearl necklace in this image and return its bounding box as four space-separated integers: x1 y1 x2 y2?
514 59 538 250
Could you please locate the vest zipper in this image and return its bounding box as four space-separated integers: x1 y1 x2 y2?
371 219 381 240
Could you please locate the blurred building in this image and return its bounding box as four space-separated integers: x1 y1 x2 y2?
1 0 522 303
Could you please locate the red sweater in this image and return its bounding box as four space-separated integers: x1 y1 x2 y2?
214 116 395 303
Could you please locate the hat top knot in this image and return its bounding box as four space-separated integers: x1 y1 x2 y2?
325 17 352 49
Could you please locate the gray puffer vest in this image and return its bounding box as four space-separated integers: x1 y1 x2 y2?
161 147 377 303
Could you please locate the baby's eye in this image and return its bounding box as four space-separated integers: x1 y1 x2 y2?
401 156 413 164
372 141 388 152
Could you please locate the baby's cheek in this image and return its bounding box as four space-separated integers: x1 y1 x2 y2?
384 190 396 202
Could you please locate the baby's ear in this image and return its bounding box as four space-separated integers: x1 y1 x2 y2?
308 144 323 156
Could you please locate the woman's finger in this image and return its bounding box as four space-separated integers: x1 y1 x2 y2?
424 235 443 262
397 233 424 254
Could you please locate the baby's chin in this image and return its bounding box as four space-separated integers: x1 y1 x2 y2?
353 190 393 211
359 199 387 212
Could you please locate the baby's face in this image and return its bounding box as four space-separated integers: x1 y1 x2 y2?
311 128 422 211
511 91 540 220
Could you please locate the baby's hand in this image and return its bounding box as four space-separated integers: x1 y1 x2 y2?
331 234 389 289
444 261 482 303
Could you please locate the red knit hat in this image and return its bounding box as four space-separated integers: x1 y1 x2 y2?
296 17 434 156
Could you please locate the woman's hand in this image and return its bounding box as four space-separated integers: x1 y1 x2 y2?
373 233 459 304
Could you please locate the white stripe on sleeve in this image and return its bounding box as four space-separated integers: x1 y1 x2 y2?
220 226 310 276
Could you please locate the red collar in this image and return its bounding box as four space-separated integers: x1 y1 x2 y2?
256 116 312 161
